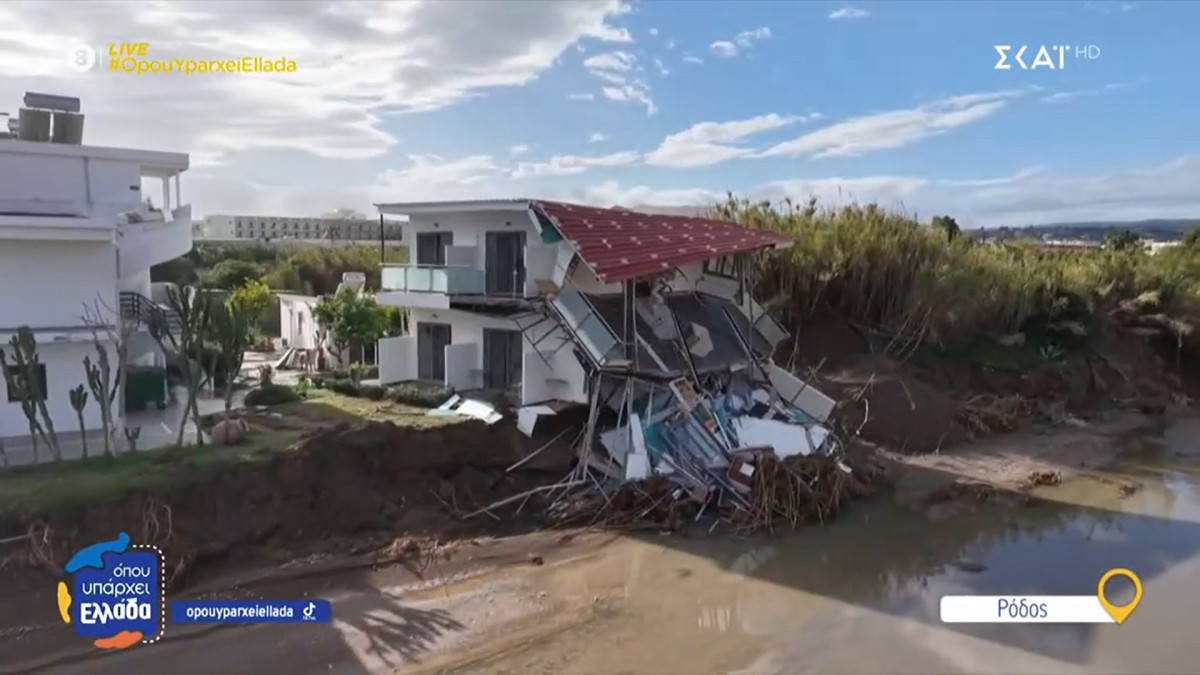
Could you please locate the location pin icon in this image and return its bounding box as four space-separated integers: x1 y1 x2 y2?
1097 568 1143 624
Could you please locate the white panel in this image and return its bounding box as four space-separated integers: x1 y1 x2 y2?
695 274 740 300
521 349 555 406
378 336 417 384
551 244 574 288
767 364 835 422
444 342 478 390
525 243 555 293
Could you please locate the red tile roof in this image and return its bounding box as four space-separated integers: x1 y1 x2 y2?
532 200 791 284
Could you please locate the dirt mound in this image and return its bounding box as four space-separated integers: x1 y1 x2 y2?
2 420 561 589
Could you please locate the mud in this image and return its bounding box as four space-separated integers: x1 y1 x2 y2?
0 419 570 592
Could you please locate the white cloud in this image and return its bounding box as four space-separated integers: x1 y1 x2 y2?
709 26 771 58
709 41 738 58
1042 82 1125 104
648 27 659 36
602 83 656 114
735 27 771 47
588 132 608 143
0 1 634 167
582 50 655 113
568 92 596 101
510 144 530 156
758 89 1028 159
511 150 641 178
646 113 813 167
572 156 1200 226
666 39 677 50
829 7 871 20
682 55 704 65
653 58 670 76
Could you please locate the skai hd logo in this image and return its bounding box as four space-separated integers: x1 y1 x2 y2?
994 44 1101 70
56 532 165 650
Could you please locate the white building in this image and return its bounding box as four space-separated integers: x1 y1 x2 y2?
374 199 798 408
196 213 402 243
0 92 190 447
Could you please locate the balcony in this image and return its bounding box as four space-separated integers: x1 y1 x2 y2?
118 205 193 275
377 264 488 309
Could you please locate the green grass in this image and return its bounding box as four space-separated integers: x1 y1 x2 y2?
301 389 461 428
0 392 459 518
0 429 304 518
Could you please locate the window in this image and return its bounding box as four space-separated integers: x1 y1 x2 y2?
5 364 47 403
704 255 739 279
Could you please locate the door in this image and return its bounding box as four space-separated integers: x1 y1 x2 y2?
417 322 452 381
483 328 523 391
485 231 526 295
416 232 454 266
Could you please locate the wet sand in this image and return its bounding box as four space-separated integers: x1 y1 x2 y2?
8 413 1200 674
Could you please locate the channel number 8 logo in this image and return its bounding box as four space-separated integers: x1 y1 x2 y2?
68 45 98 72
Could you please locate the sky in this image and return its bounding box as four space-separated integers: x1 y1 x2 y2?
1 0 1197 227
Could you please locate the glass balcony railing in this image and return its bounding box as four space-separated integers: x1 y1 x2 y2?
552 285 624 365
380 265 485 294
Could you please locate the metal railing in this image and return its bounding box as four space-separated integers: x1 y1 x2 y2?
119 292 182 337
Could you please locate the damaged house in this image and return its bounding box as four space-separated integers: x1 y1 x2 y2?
375 199 838 508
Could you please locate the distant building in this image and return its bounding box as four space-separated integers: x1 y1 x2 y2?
195 214 402 243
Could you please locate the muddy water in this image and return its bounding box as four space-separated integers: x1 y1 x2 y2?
14 418 1200 674
420 417 1200 674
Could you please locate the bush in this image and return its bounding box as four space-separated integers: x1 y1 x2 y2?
358 384 386 401
388 382 453 408
243 383 302 406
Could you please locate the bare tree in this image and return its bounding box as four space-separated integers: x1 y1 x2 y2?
0 327 62 461
148 286 213 446
81 296 136 456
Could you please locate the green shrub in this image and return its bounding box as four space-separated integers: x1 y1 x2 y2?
388 382 453 408
326 378 360 396
359 384 386 401
244 383 302 406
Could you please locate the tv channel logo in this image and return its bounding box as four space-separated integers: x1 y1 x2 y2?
56 532 165 650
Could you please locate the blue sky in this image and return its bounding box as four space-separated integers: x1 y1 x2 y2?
2 0 1197 225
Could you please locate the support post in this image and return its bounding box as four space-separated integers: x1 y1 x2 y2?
379 213 385 263
622 279 636 363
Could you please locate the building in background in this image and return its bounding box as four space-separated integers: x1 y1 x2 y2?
195 210 403 243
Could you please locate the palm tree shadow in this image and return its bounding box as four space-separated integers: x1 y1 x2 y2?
331 580 466 668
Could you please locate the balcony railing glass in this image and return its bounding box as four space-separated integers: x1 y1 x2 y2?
552 285 622 364
380 264 485 294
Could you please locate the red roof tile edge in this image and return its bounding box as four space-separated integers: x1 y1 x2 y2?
532 200 791 284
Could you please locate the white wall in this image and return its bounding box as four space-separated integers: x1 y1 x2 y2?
118 268 152 298
0 339 110 438
0 241 117 329
0 152 143 218
406 306 587 401
279 299 317 349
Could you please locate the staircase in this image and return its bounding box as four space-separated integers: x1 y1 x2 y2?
119 291 183 338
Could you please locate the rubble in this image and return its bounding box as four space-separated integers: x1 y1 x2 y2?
468 365 884 534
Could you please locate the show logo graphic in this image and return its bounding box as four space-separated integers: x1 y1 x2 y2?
55 532 165 650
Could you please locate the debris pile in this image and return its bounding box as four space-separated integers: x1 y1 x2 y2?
468 366 883 533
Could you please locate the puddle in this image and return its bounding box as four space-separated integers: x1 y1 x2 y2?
456 416 1200 674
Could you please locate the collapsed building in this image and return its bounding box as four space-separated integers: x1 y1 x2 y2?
374 200 842 519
